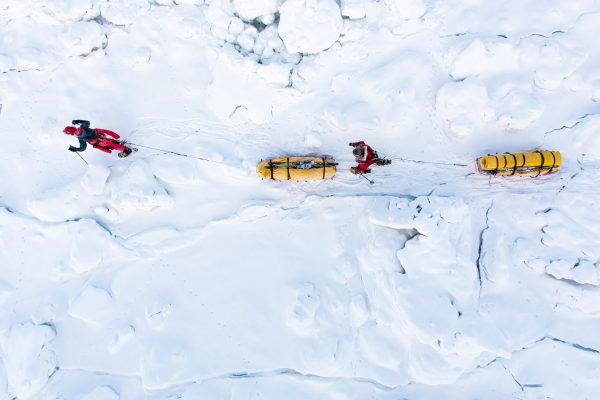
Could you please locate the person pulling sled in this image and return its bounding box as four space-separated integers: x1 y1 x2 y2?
63 120 134 158
349 141 391 174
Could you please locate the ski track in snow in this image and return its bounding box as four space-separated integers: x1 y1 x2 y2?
2 1 600 399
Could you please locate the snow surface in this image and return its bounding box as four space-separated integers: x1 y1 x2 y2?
2 0 600 399
278 0 343 54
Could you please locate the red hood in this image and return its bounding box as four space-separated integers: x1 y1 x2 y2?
63 126 81 136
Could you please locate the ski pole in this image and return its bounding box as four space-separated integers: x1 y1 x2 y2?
74 152 88 165
359 173 374 185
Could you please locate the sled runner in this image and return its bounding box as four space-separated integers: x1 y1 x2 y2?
257 156 338 181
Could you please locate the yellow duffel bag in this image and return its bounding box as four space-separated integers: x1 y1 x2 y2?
476 150 561 176
257 156 337 181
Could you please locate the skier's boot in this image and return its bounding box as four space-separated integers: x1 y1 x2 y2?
118 146 133 158
375 159 392 166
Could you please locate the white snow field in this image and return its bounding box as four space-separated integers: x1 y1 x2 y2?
2 0 600 398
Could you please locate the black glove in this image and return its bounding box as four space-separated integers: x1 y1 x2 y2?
68 146 77 152
349 142 356 147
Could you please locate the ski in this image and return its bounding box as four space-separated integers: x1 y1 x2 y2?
118 147 138 158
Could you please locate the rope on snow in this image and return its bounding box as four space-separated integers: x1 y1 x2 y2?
126 142 470 172
125 142 227 165
390 157 470 168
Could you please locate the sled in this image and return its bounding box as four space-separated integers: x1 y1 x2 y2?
476 150 561 176
257 156 338 181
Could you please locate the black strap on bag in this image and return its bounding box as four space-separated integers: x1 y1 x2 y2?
322 157 326 179
287 157 291 180
535 150 545 177
269 160 274 180
548 151 557 174
501 154 508 172
510 153 518 175
492 154 499 175
519 152 526 173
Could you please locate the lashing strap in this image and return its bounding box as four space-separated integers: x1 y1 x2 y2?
493 155 499 175
535 150 545 177
510 153 517 175
520 153 526 172
548 151 556 174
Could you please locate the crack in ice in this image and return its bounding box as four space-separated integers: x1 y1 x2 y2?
543 113 595 136
210 367 399 391
475 202 493 298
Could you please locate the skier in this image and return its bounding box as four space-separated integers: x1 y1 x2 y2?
348 141 391 174
63 120 133 158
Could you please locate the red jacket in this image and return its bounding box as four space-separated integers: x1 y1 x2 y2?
66 120 125 153
351 141 377 172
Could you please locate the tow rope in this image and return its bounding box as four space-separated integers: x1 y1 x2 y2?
125 142 226 164
391 157 470 168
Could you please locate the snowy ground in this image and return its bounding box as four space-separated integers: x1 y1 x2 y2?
2 0 600 399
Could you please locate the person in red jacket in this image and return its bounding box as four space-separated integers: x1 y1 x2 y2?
349 141 391 174
63 120 133 158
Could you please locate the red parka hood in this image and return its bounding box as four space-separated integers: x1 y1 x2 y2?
63 126 80 136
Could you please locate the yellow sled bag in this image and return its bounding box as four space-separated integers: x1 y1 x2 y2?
257 156 337 181
476 150 561 177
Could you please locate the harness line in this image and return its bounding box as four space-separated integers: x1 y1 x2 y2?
126 142 226 164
